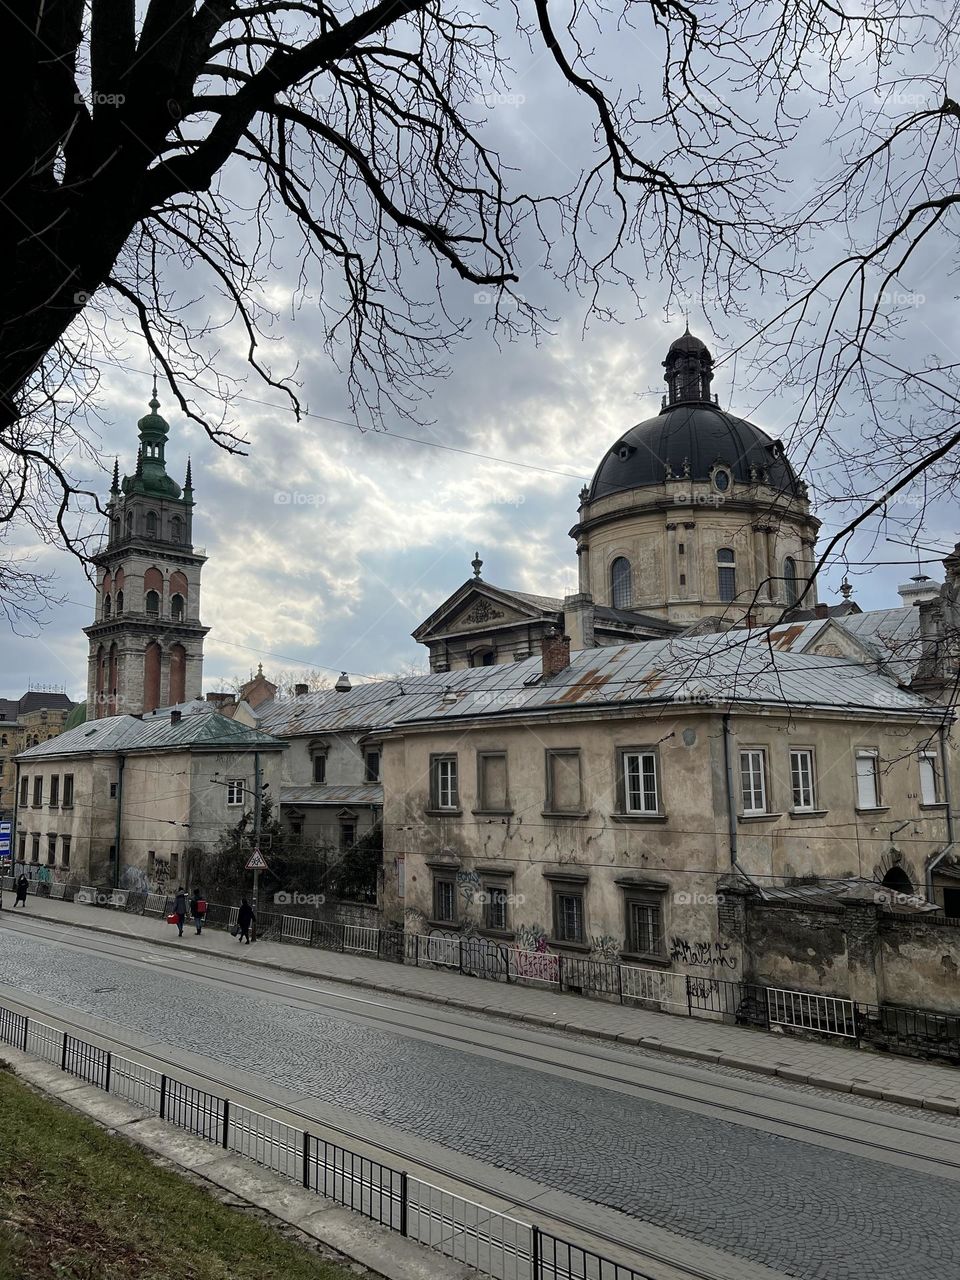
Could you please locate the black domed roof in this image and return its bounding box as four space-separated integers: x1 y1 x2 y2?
667 330 710 355
588 402 799 501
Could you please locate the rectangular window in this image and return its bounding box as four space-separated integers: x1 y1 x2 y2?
477 752 509 811
627 899 664 957
313 754 326 784
432 876 456 923
19 776 28 806
61 835 71 868
364 751 380 782
790 749 816 811
483 884 509 932
339 820 356 852
546 749 583 814
62 775 74 808
17 833 25 859
49 775 60 807
31 834 40 862
32 776 43 807
855 751 880 809
739 749 767 814
430 755 459 810
920 752 940 805
226 778 244 806
553 890 585 944
396 854 405 899
622 750 659 814
47 834 56 866
109 782 118 799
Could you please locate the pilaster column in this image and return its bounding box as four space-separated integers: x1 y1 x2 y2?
752 526 771 602
764 527 778 603
665 523 679 599
681 522 696 600
577 542 589 594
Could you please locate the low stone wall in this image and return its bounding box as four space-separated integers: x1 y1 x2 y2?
879 914 960 1013
743 902 852 996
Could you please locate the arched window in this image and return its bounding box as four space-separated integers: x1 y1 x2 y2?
145 511 158 538
170 516 183 544
145 590 160 617
470 648 495 667
116 589 124 615
783 557 798 606
170 593 185 622
717 548 736 602
103 593 112 619
881 866 913 896
169 643 186 705
125 510 134 537
611 557 633 609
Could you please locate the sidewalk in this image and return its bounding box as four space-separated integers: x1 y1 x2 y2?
5 894 960 1115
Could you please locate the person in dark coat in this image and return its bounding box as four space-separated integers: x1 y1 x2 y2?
190 889 207 935
236 897 254 944
14 874 28 907
172 887 188 937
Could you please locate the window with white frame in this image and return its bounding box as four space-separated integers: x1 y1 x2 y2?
790 749 816 811
621 750 660 814
919 752 940 805
226 778 245 806
430 755 459 810
739 749 768 814
855 750 880 808
717 548 737 602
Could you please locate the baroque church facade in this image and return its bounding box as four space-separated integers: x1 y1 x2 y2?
83 391 208 716
414 332 824 670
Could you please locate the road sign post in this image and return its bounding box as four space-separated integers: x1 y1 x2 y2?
245 847 268 942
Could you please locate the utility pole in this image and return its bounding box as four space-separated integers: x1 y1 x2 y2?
252 752 262 909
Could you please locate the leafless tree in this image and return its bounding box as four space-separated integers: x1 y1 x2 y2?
2 0 938 615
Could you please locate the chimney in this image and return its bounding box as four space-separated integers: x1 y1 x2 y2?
335 671 352 693
170 709 182 725
206 692 234 707
294 683 308 697
744 612 756 629
541 630 571 678
814 603 829 619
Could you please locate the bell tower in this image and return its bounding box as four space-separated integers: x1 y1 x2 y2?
84 389 209 716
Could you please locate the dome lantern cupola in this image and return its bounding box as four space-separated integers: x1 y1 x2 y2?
663 327 715 408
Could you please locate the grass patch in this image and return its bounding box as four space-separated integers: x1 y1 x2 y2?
0 1066 370 1280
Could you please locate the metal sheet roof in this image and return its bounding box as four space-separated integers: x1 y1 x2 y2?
280 784 383 807
839 607 922 683
16 711 285 759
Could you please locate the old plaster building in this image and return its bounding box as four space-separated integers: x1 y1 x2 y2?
84 389 208 717
414 332 822 672
13 708 285 887
0 691 77 821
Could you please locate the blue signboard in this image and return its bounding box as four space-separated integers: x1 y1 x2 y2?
0 821 10 856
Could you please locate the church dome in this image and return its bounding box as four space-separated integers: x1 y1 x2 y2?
587 332 801 502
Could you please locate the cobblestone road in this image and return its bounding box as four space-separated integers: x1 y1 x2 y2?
3 932 958 1280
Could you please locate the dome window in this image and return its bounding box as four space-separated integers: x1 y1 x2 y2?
611 557 633 609
616 443 635 462
712 467 731 493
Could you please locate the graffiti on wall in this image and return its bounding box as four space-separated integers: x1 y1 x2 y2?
669 937 737 969
590 934 621 963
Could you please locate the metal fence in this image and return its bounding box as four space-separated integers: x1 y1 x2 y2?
0 998 658 1280
59 886 960 1062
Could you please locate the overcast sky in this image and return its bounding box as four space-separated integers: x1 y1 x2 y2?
3 8 956 702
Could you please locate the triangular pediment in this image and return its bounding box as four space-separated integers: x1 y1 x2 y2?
412 581 560 642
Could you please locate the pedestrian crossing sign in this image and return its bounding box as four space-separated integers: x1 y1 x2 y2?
245 849 268 870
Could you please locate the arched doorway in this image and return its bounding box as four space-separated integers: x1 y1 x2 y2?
881 866 913 896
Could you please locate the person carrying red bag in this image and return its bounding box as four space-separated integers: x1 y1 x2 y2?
190 888 207 936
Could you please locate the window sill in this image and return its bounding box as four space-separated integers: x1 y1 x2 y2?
737 812 783 823
919 802 948 810
477 928 516 942
548 939 591 953
425 919 460 931
541 811 590 820
424 808 463 817
619 951 671 968
60 804 73 810
471 809 514 817
610 812 668 824
788 808 828 820
855 806 890 815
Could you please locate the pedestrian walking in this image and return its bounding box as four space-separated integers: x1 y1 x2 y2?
14 874 28 908
191 889 207 935
172 886 188 937
236 896 254 945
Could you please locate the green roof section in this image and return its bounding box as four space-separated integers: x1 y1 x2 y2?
120 389 183 501
63 702 87 731
16 709 286 759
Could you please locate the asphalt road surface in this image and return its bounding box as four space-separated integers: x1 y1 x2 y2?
2 917 959 1280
